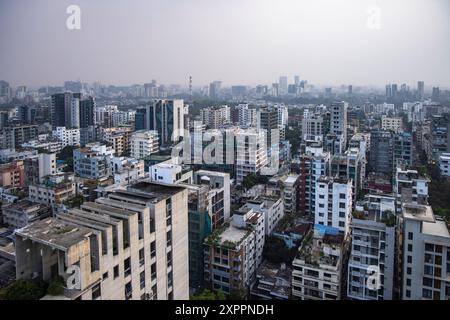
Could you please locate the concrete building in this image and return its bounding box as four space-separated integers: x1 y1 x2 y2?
101 127 133 157
130 130 159 160
204 208 264 297
15 181 189 300
301 114 324 141
292 225 348 300
0 148 38 164
314 176 353 235
149 162 192 185
401 204 450 300
53 127 81 147
73 143 115 180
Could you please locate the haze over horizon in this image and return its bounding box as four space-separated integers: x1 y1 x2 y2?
1 0 449 88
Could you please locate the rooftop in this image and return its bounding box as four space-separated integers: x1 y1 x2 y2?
126 181 186 201
15 218 93 251
402 203 435 223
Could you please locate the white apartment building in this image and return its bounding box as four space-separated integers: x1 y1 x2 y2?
53 126 81 147
381 115 403 133
244 196 284 235
200 105 230 129
130 130 159 159
302 115 324 141
315 176 353 235
110 157 145 185
237 104 257 127
439 153 450 177
235 129 268 183
15 181 189 300
292 226 347 300
275 104 289 126
401 203 450 300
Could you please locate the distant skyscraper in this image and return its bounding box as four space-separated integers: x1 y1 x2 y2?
417 81 425 99
391 84 398 98
294 75 300 87
348 85 353 95
432 87 440 101
279 76 288 95
51 92 81 128
386 84 392 98
209 81 222 99
79 96 95 128
64 80 82 93
330 101 348 147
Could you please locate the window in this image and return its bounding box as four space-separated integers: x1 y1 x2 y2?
139 248 145 267
422 288 432 299
405 290 411 298
408 232 413 240
339 193 346 199
102 272 108 280
423 277 433 287
125 282 132 300
406 278 411 286
151 263 157 281
114 265 119 279
407 267 412 275
150 241 156 258
92 284 101 300
407 244 412 252
407 256 412 264
124 258 131 277
140 271 145 290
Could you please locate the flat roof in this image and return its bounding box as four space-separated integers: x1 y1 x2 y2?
15 218 92 251
218 225 249 244
422 219 450 238
402 204 435 223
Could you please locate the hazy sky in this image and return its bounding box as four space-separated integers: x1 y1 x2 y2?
1 0 449 88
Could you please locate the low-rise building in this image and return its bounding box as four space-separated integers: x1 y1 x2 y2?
73 143 115 179
53 127 80 147
0 160 25 188
28 173 76 207
250 261 292 300
1 199 51 228
439 153 450 177
130 130 159 160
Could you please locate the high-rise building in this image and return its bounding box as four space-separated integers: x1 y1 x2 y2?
432 87 440 101
200 105 230 129
209 81 222 99
279 76 288 95
347 208 395 300
133 100 184 147
401 203 450 300
79 96 95 128
417 81 425 99
15 181 190 300
330 101 348 148
314 176 353 235
369 129 393 175
51 92 81 128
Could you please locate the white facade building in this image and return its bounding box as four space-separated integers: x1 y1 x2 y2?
53 127 81 147
315 176 353 235
130 130 159 159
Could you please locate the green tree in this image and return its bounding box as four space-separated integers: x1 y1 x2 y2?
191 289 226 300
0 279 47 300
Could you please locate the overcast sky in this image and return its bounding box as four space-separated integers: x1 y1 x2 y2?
1 0 449 88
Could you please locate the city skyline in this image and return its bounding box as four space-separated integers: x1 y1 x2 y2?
1 0 449 87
